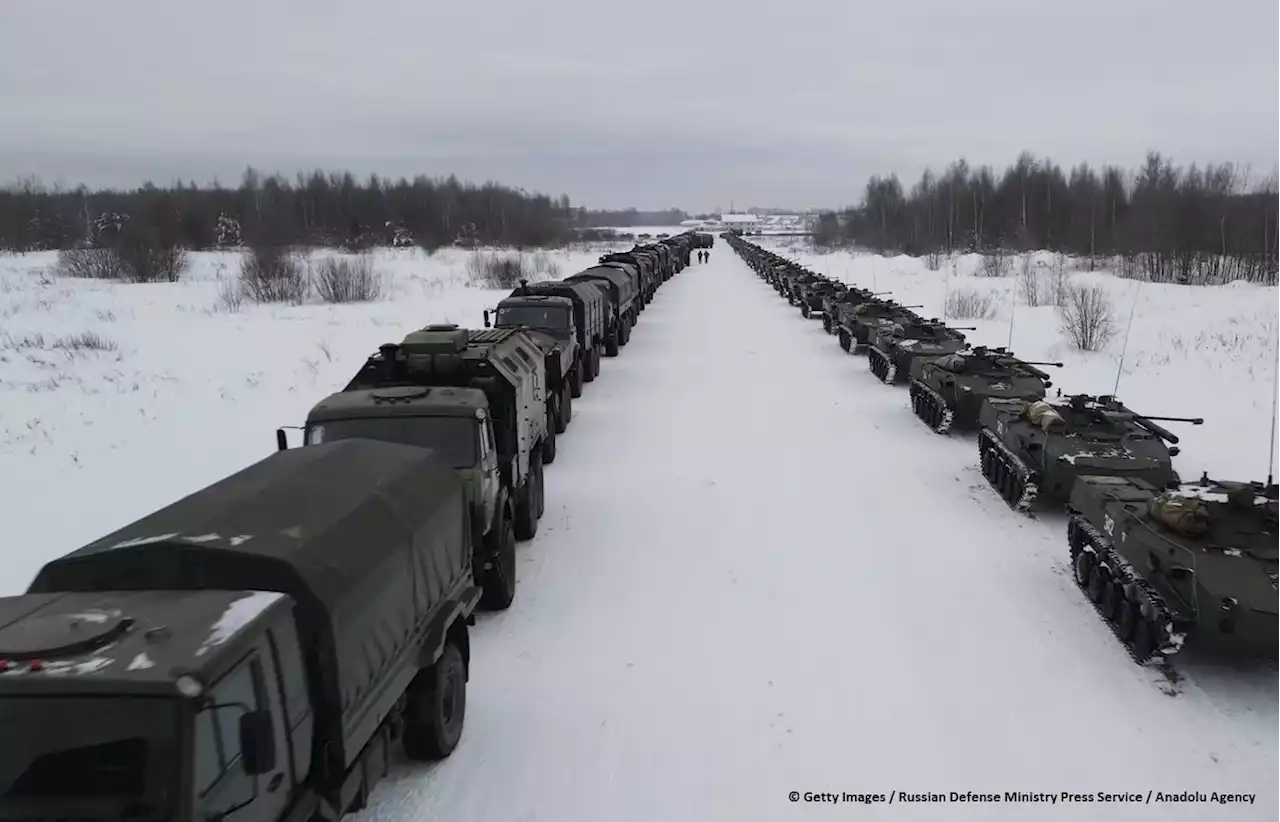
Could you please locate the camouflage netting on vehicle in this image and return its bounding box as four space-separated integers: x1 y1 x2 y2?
934 353 968 372
1149 493 1212 537
1026 400 1067 433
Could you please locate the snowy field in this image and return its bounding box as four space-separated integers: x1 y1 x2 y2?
1 241 1277 820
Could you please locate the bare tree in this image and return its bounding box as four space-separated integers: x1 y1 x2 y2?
1057 284 1117 351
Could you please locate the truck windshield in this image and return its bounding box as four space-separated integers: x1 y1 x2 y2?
496 306 571 338
0 696 177 820
306 416 479 468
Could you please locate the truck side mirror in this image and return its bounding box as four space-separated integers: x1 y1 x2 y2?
239 710 277 775
275 429 288 451
483 310 491 329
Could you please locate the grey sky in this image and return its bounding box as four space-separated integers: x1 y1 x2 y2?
1 0 1275 212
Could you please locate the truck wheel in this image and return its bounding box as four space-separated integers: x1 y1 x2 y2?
534 451 545 518
402 641 466 760
542 426 557 465
570 361 584 396
515 451 542 540
479 510 516 610
557 384 571 432
605 331 620 357
593 344 603 376
583 348 597 383
620 317 632 345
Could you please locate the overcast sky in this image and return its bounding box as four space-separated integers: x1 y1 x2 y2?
1 0 1275 212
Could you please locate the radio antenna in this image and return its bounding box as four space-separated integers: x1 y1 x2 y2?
1006 279 1017 348
1112 279 1142 397
1267 343 1278 486
942 254 951 321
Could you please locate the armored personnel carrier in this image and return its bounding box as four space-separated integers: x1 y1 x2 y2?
1067 473 1278 663
797 279 844 319
908 346 1063 433
866 318 973 384
834 300 924 353
977 393 1203 513
821 287 886 334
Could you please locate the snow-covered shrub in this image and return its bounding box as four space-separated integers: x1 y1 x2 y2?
1057 284 1116 351
945 287 998 320
239 246 307 304
466 251 531 288
313 254 383 303
56 248 125 280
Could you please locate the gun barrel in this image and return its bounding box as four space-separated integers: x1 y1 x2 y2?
1024 361 1065 367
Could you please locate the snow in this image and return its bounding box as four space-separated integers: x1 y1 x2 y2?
1 242 1277 820
127 652 156 671
195 591 286 657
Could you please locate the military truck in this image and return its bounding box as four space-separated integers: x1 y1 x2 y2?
600 251 657 308
1067 474 1278 663
285 325 552 605
565 266 638 358
908 346 1063 434
492 278 607 392
977 393 1204 513
834 300 924 353
0 439 480 822
484 288 579 424
866 318 973 384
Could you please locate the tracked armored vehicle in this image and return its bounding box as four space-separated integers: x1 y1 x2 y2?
977 393 1203 513
866 318 973 384
1067 474 1278 663
821 287 886 334
834 300 924 353
908 346 1064 434
797 279 844 319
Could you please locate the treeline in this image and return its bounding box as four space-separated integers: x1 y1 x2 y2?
575 207 690 227
814 151 1279 285
0 168 582 253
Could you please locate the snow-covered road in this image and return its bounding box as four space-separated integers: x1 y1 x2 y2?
356 250 1276 822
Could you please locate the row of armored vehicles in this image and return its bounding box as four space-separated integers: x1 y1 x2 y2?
0 231 710 822
723 232 1277 668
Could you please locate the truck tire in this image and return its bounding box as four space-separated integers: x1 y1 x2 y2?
583 348 597 383
402 641 466 761
542 425 557 465
570 359 584 397
593 343 603 375
619 316 632 346
479 509 516 610
557 383 572 432
515 451 543 540
543 399 559 464
605 330 620 357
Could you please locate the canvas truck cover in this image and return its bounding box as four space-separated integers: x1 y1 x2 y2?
27 438 472 780
567 266 638 307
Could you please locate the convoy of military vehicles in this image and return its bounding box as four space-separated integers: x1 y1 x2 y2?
724 232 1277 670
0 230 708 822
0 225 1272 820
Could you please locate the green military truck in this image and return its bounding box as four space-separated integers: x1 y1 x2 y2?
282 324 551 610
484 285 581 422
0 438 480 822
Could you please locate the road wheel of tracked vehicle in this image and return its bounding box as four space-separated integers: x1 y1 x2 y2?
1100 578 1125 622
403 641 466 761
557 383 571 432
542 413 557 465
1086 563 1110 604
1072 550 1094 589
570 361 584 397
822 315 833 334
801 303 811 318
838 330 852 353
515 451 542 540
479 509 517 610
1116 597 1139 642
